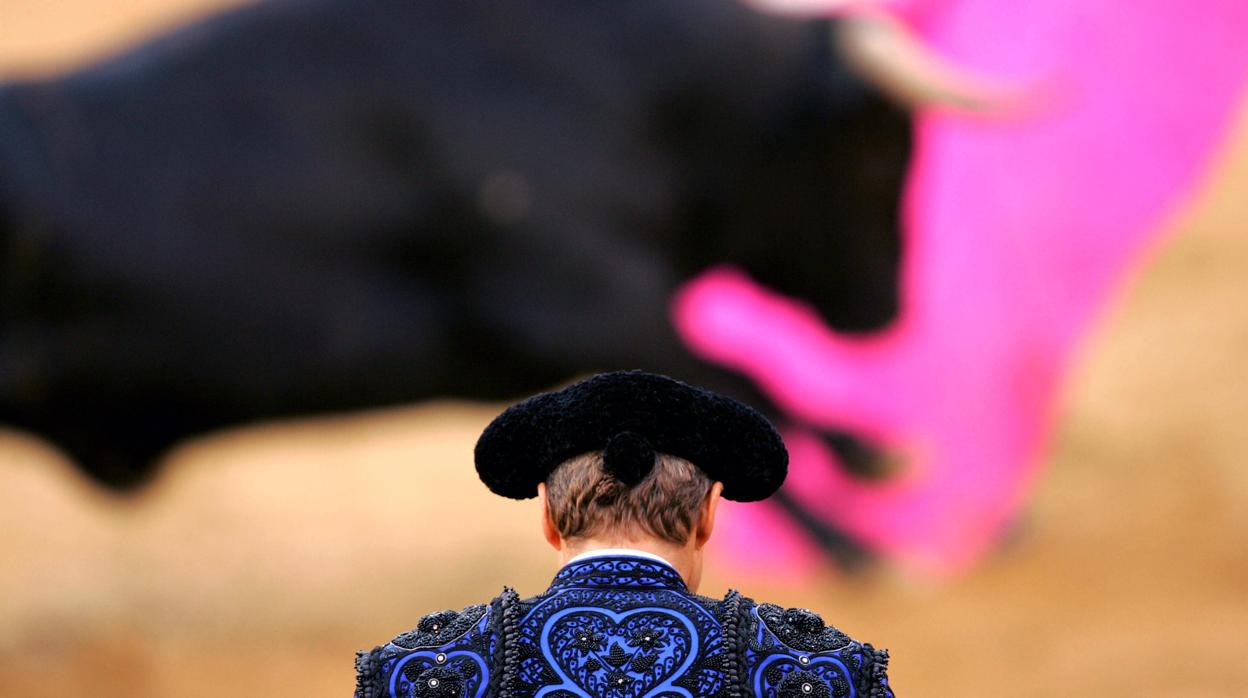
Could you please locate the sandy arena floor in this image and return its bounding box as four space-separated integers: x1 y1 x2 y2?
1 3 1246 696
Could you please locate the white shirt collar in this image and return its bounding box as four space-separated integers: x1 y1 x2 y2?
566 547 676 569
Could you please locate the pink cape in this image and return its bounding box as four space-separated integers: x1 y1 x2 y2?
679 0 1248 575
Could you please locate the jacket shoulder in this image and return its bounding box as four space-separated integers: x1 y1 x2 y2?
354 594 503 698
733 595 896 698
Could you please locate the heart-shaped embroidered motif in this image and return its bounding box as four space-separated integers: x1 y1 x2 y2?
542 607 699 697
390 650 490 698
753 655 854 698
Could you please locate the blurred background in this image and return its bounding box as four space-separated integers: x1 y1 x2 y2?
1 0 1247 696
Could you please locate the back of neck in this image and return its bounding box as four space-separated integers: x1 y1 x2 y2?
559 538 701 591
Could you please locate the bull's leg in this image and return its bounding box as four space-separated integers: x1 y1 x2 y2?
0 395 234 490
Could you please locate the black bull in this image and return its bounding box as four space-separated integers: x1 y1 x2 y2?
0 0 909 516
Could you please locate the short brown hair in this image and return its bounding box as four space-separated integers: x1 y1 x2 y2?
544 451 713 544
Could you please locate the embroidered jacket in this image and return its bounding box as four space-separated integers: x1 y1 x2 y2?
354 555 895 698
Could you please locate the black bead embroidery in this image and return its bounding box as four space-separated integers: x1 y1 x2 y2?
498 587 521 698
353 646 387 698
630 626 666 651
393 605 490 650
777 670 832 698
757 604 852 652
572 630 607 652
605 668 633 689
861 644 893 698
410 666 465 698
720 590 746 698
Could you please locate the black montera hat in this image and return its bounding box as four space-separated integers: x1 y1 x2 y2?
474 370 788 502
